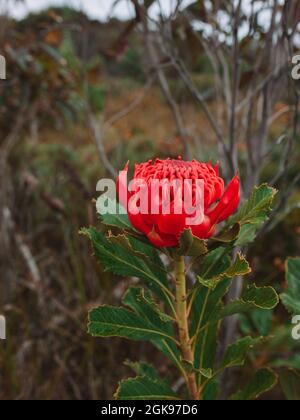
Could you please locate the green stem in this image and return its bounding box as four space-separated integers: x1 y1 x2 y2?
175 256 199 400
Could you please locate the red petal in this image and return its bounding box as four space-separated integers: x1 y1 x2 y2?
214 162 219 176
128 211 151 235
208 175 240 224
147 228 178 248
156 202 186 235
190 216 212 239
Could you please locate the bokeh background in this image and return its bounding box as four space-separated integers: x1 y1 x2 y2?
0 0 300 400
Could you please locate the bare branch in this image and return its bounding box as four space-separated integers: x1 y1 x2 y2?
132 0 192 159
229 0 242 172
88 113 118 178
3 207 41 284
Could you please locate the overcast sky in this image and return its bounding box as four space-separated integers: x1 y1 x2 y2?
2 0 195 21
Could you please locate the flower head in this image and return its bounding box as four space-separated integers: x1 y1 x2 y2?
118 157 240 248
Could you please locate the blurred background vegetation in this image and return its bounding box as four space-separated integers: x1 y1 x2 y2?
0 0 300 400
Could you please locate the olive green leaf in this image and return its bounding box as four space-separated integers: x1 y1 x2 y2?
190 279 232 386
221 336 263 370
221 284 279 318
81 227 173 309
124 361 162 381
122 288 184 374
281 258 300 315
231 184 277 226
280 369 300 401
177 228 208 257
229 184 277 246
210 223 241 244
199 247 231 279
231 369 277 400
198 253 251 290
202 379 219 400
114 376 180 400
107 233 169 279
88 305 177 343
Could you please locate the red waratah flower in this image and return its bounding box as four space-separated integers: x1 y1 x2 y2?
117 158 240 248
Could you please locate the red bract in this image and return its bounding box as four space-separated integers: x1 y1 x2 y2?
118 158 240 248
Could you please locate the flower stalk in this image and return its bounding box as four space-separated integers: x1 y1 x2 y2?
175 256 198 400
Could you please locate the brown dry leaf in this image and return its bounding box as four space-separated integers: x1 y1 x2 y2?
44 30 62 46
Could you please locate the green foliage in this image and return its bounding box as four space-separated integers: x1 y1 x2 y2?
221 336 263 370
81 227 173 309
190 279 231 376
198 253 251 290
177 228 208 257
210 223 241 244
119 47 143 79
115 376 179 400
281 258 300 314
280 369 300 401
116 360 178 401
87 84 106 112
84 183 279 400
88 305 176 342
124 361 163 380
122 287 183 370
222 285 279 318
229 184 277 246
231 369 277 400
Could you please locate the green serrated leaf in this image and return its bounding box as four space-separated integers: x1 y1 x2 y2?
202 379 219 400
198 253 251 290
229 184 277 245
122 287 183 374
180 360 212 379
231 184 277 225
81 227 173 309
221 284 279 318
191 279 231 386
88 305 177 343
281 258 300 315
210 223 241 244
243 284 279 309
231 369 277 400
199 247 231 279
272 355 300 370
125 361 161 381
251 309 273 336
107 232 132 250
225 254 251 277
198 368 213 379
177 228 208 257
108 233 169 279
123 287 174 325
280 369 300 400
221 336 263 370
235 223 260 246
115 376 180 400
239 308 273 337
